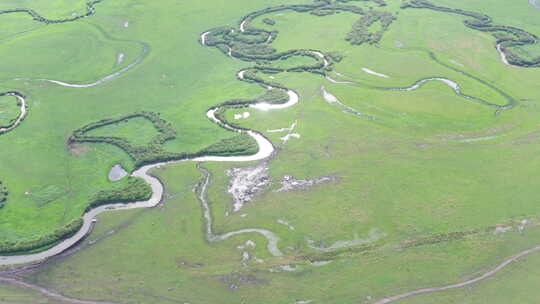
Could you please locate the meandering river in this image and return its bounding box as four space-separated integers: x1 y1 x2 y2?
0 64 296 266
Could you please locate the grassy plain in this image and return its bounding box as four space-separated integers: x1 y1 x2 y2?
0 284 56 304
398 245 540 304
1 0 540 303
85 116 159 147
22 164 540 303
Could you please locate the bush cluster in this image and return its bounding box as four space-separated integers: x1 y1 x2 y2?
311 3 365 16
258 88 290 104
69 111 179 167
337 0 387 7
71 108 266 167
232 42 276 56
326 51 344 62
0 181 7 209
212 87 291 130
202 0 397 88
227 29 273 45
0 219 83 254
346 11 396 45
0 0 104 24
204 1 367 77
401 230 479 249
262 18 276 26
199 133 259 156
86 177 152 211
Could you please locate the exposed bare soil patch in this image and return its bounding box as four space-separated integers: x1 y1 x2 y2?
227 162 271 212
275 174 339 192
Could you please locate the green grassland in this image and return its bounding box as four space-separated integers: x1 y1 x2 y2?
1 0 540 303
0 284 57 304
398 247 540 304
21 164 540 304
0 22 140 82
85 116 159 147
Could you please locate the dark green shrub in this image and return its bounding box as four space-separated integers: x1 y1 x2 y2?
199 133 259 157
0 0 104 24
0 219 83 254
87 177 152 211
262 18 276 26
69 112 180 167
346 11 396 45
0 181 7 209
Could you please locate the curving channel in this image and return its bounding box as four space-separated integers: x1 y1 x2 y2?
374 243 540 303
13 23 151 89
327 49 518 113
0 92 27 135
391 77 511 109
0 66 295 265
327 73 512 112
196 165 282 257
14 45 149 88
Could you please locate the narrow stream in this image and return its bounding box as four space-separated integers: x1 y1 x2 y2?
196 166 282 257
14 43 150 88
